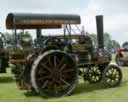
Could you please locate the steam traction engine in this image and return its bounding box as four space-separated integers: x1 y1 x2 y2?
116 42 128 66
6 13 122 97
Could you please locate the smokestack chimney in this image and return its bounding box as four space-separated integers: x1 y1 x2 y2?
36 29 42 40
96 15 104 49
36 29 42 47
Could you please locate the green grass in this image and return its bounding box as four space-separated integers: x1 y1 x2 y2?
0 55 128 102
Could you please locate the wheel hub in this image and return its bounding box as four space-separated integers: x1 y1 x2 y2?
109 74 116 79
86 66 102 83
51 69 61 80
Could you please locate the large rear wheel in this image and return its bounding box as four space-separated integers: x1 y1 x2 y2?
31 50 78 97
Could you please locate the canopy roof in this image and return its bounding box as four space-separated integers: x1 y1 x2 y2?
6 13 81 29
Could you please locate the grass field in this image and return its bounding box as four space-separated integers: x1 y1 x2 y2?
0 55 128 102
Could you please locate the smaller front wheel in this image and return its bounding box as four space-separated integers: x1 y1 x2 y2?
102 64 122 88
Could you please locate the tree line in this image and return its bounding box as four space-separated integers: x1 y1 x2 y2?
89 32 120 53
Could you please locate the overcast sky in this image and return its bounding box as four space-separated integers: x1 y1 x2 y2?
0 0 127 45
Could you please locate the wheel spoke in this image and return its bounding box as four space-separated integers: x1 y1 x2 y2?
115 74 119 78
106 78 110 82
93 67 96 71
96 76 99 80
115 71 119 76
38 69 47 74
48 56 53 67
60 64 66 71
61 78 70 86
111 80 115 85
111 68 115 74
54 83 58 95
41 63 52 73
54 55 57 69
42 80 49 88
105 72 111 78
115 78 119 81
38 75 50 81
57 56 65 68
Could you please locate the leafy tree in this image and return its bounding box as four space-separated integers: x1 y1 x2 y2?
104 32 111 49
122 41 128 49
111 40 120 53
89 33 97 49
3 31 33 49
89 32 120 53
4 32 14 44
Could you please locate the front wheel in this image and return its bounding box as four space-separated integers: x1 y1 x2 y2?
102 64 122 88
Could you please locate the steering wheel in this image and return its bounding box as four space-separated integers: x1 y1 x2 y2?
42 37 64 48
